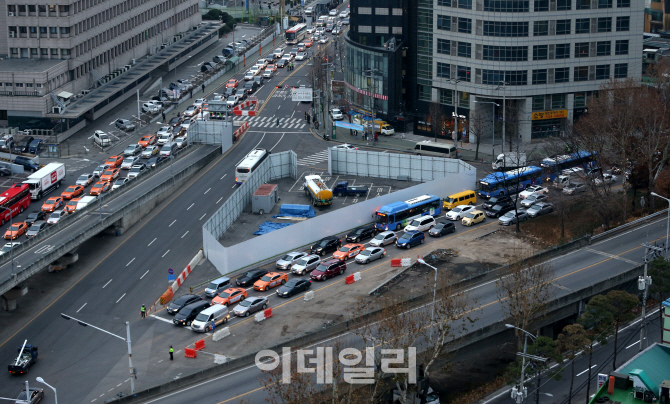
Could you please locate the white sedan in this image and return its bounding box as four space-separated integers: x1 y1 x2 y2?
295 52 308 61
329 9 338 16
318 37 329 44
445 205 476 220
193 98 205 108
121 156 141 170
330 108 344 120
519 185 549 199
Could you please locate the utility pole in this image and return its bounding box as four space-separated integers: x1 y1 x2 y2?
639 243 658 351
497 75 509 151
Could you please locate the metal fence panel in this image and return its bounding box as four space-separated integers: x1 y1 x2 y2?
189 120 234 149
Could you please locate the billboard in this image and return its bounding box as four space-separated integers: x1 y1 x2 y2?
291 87 313 102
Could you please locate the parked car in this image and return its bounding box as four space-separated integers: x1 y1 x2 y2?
563 182 587 195
526 202 554 218
330 108 344 120
355 247 385 264
428 221 456 237
498 210 528 226
115 119 136 131
396 230 425 249
370 231 397 247
520 193 549 208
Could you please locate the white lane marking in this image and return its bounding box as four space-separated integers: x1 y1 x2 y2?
187 203 194 210
108 388 114 392
231 185 236 189
126 258 135 267
169 220 176 227
140 270 150 280
150 315 173 324
626 338 646 349
576 364 597 377
103 279 112 288
117 383 122 387
204 188 211 194
77 303 87 313
181 231 189 239
253 132 266 149
116 293 126 303
220 174 227 180
270 133 285 151
162 250 170 257
199 213 207 220
148 238 157 246
216 197 223 204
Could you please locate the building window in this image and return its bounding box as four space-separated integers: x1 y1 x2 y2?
437 39 451 55
437 15 451 31
534 0 549 10
482 45 527 61
359 26 371 33
595 64 610 80
615 40 628 55
49 27 57 34
555 67 569 83
557 0 571 10
417 9 433 31
392 27 402 34
597 17 611 32
552 94 566 109
437 62 451 78
534 20 549 36
483 21 529 37
30 48 38 55
532 69 547 85
439 88 453 105
482 70 527 85
15 82 22 87
375 7 388 15
418 85 431 101
532 95 545 111
392 8 402 15
358 7 371 14
556 43 570 59
556 19 571 35
40 48 48 55
576 0 590 9
574 93 586 107
26 83 32 87
60 27 70 34
614 63 627 78
616 16 630 31
50 48 58 55
533 45 548 60
457 65 471 82
596 41 611 56
575 18 590 33
574 66 589 81
617 0 630 6
458 18 472 34
598 0 612 8
575 42 589 58
483 0 529 12
458 0 472 8
375 26 389 34
458 42 471 58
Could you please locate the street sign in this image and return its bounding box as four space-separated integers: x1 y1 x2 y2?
284 84 289 89
168 274 176 283
168 268 174 275
597 374 607 389
291 87 313 102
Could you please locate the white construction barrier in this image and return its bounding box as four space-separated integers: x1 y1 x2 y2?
401 258 412 267
353 272 361 282
212 327 231 341
304 291 314 301
255 312 266 322
214 354 228 364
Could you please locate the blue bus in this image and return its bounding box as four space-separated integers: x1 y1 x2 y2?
540 151 596 182
375 195 441 231
478 166 544 198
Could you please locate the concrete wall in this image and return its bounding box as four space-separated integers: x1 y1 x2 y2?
204 170 477 275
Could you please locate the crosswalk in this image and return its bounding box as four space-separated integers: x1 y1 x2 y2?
236 116 309 129
297 150 329 166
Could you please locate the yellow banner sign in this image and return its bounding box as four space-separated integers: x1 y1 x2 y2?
532 110 568 120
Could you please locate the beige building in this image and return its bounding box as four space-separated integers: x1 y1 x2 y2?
0 0 203 138
645 0 670 33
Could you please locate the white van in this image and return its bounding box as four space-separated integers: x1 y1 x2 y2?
414 141 457 158
93 130 111 147
76 195 97 210
191 304 230 332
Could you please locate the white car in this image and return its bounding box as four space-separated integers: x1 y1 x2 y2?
193 98 205 108
329 9 338 16
333 144 358 150
141 102 159 114
319 36 329 44
112 177 129 190
520 193 549 208
212 94 225 102
330 108 344 120
403 215 436 232
306 26 315 33
244 71 256 81
445 205 476 220
127 164 147 179
370 231 397 247
256 59 268 69
519 185 549 199
141 145 158 158
355 247 385 264
76 173 94 186
156 126 171 137
183 106 198 117
121 155 141 169
273 48 284 58
263 69 274 79
339 11 348 18
295 52 308 61
47 211 67 225
595 173 617 185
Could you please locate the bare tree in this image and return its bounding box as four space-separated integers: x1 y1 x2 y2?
428 102 446 143
496 250 556 349
467 111 488 161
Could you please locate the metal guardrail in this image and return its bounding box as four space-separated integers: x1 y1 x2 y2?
591 208 668 242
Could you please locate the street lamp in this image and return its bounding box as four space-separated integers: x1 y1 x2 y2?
448 78 461 147
35 377 57 404
651 192 670 259
417 258 438 339
505 324 537 403
474 101 499 162
61 314 135 394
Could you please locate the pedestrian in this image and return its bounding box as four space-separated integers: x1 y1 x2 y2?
374 132 378 143
307 114 311 124
211 320 216 332
169 346 174 360
162 112 166 122
276 117 280 126
305 111 308 121
353 130 358 138
140 304 146 319
177 111 181 118
202 83 205 92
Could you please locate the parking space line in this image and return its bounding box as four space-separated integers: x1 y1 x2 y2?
199 213 207 220
162 250 170 257
220 174 227 180
204 188 211 194
150 315 173 324
169 220 176 227
116 293 126 303
126 258 135 266
217 197 223 203
103 279 112 288
77 303 87 313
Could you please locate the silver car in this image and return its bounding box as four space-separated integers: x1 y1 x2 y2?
291 254 321 275
0 242 20 256
47 211 67 225
355 247 385 264
76 173 94 186
370 231 397 247
563 183 587 195
520 193 549 208
121 155 140 169
232 296 268 317
112 178 128 190
127 164 147 179
498 210 528 226
526 202 554 218
141 146 158 158
26 220 47 238
93 164 110 177
276 251 309 270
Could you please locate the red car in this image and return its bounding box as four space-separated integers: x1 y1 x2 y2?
310 259 346 281
90 181 111 196
61 185 84 200
226 79 239 88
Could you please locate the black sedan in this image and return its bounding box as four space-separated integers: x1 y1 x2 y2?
482 194 513 210
166 293 203 315
14 388 44 404
277 58 287 68
485 201 516 218
346 226 376 243
25 211 46 227
276 278 312 298
146 155 167 169
428 221 456 237
236 268 269 287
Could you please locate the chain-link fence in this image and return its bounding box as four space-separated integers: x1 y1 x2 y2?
204 151 296 240
329 148 474 182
